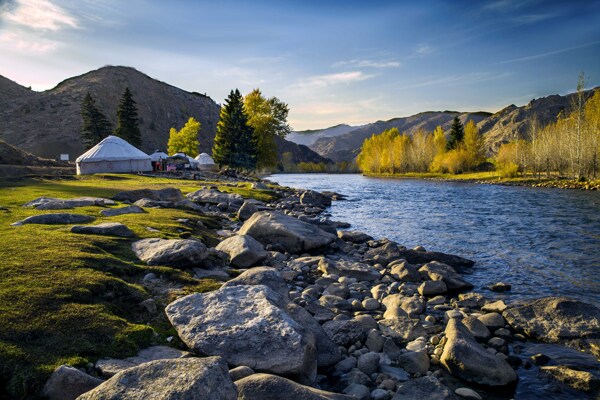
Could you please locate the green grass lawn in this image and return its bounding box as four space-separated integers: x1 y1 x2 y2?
0 174 277 398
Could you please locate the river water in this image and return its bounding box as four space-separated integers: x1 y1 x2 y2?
269 174 600 307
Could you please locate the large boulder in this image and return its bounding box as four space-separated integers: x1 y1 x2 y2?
383 294 425 318
503 297 600 343
222 267 289 299
238 211 336 254
187 188 244 205
363 242 405 265
337 230 373 244
43 365 103 400
216 235 268 268
95 346 192 378
318 258 380 282
378 317 427 342
300 190 332 207
12 213 95 226
440 318 517 386
71 223 134 238
392 376 457 400
165 285 317 383
100 205 145 217
112 188 184 203
418 261 473 291
24 197 115 210
77 357 237 400
397 249 475 269
236 373 353 400
132 238 208 267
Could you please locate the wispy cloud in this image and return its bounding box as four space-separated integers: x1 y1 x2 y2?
1 0 78 31
0 31 60 53
511 13 556 24
496 41 600 64
334 59 401 69
482 0 536 12
415 44 434 55
399 71 510 89
291 71 374 90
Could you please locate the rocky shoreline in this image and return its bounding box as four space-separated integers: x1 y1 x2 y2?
22 177 600 399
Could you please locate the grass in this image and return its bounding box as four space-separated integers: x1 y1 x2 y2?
0 174 276 398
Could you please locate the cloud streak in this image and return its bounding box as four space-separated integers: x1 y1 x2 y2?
496 41 600 64
1 0 78 30
291 71 374 90
334 59 401 69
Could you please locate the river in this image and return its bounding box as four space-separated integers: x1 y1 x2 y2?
269 174 600 307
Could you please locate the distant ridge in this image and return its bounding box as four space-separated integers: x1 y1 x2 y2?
0 66 330 164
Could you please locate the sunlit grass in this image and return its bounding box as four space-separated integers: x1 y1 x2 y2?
0 174 272 398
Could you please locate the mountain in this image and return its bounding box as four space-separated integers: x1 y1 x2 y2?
287 124 359 146
0 66 328 164
309 111 492 162
479 87 600 153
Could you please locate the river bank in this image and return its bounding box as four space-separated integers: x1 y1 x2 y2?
1 173 599 399
359 171 600 190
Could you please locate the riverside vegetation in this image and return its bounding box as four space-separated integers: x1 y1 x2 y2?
2 173 600 399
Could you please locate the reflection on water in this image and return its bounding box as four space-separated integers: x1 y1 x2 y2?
270 174 600 306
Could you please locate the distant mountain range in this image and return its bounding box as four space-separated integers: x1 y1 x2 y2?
288 88 600 162
0 66 329 164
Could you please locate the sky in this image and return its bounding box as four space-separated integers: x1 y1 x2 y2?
1 0 599 130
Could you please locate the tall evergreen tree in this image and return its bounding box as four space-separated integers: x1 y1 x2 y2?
212 89 257 170
446 116 464 150
114 87 142 147
80 92 112 149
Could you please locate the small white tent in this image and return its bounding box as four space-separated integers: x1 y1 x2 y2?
150 150 168 162
195 152 215 165
76 136 152 175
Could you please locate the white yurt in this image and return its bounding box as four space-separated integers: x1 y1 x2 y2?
76 136 152 175
150 150 168 162
195 152 217 171
171 152 199 169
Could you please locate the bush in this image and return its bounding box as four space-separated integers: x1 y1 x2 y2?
496 162 519 178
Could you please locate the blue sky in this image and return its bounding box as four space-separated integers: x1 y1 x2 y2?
1 0 599 130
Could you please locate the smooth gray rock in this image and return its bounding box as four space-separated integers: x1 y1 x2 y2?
392 376 457 400
12 213 95 226
378 317 427 342
364 242 405 265
440 318 517 386
216 234 268 268
100 205 145 217
477 313 506 330
300 190 332 207
396 249 475 269
389 261 421 282
419 261 473 291
418 280 448 296
77 357 236 400
397 350 430 375
462 316 491 341
322 319 366 347
318 258 380 282
337 230 373 244
112 188 184 203
237 201 258 221
132 238 207 267
187 188 244 205
165 285 317 383
71 223 134 238
43 365 103 400
222 267 289 298
503 297 600 342
343 384 370 400
236 373 353 400
238 211 336 253
24 196 115 210
357 352 380 375
383 294 424 318
229 366 255 382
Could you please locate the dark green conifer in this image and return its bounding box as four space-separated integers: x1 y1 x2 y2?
447 116 464 150
80 92 112 149
114 87 142 147
212 89 257 170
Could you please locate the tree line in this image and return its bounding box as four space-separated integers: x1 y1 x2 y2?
358 77 600 180
80 87 290 172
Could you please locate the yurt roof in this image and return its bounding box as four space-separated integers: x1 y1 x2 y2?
171 152 199 165
195 152 215 164
76 136 150 163
150 150 169 161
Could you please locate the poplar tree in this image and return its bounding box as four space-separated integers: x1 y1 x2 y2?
114 87 142 147
167 117 201 156
446 116 464 151
212 89 257 170
80 92 112 149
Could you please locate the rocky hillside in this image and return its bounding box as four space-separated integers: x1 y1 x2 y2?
310 112 491 162
479 87 600 153
287 124 359 147
0 66 328 164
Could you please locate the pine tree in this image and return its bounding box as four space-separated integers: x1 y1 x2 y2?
114 87 142 147
212 89 257 170
80 92 111 149
446 116 464 151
